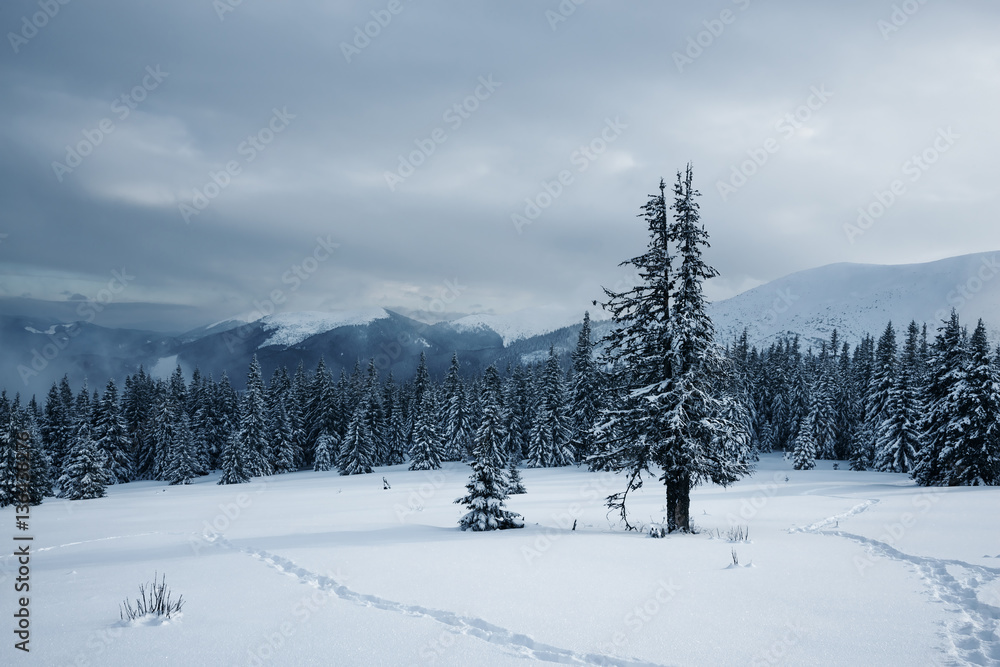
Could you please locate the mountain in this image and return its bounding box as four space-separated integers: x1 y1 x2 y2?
4 251 1000 394
709 251 1000 350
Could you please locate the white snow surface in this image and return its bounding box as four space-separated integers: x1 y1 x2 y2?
5 455 999 666
258 309 390 348
710 250 1000 349
24 325 59 335
451 306 604 347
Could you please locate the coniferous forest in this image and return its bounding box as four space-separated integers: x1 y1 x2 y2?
2 170 999 525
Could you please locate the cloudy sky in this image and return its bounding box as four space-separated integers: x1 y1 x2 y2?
1 0 998 331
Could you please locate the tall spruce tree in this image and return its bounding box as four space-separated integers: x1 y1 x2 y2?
592 167 752 533
93 379 133 483
569 312 602 462
409 388 443 471
874 321 923 473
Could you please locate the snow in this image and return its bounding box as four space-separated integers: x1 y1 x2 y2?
258 309 390 348
24 325 59 335
710 250 1000 349
452 306 605 347
4 454 998 665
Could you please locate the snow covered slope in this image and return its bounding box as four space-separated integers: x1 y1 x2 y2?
4 455 997 665
451 306 602 347
710 251 1000 349
258 309 390 348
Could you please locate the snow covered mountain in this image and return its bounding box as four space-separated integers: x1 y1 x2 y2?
449 306 603 347
709 251 1000 350
4 251 1000 392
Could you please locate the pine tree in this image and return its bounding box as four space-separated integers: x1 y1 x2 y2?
270 398 299 474
409 389 443 471
442 354 473 461
59 417 108 500
93 379 133 483
592 168 753 532
313 433 337 472
455 447 524 532
913 311 967 486
339 404 375 475
874 321 923 474
569 311 602 462
792 421 817 471
526 347 573 467
936 320 1000 485
238 356 272 477
218 431 251 485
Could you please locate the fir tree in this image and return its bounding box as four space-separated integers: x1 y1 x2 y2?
339 404 375 475
313 433 337 472
526 347 573 467
455 448 524 532
409 389 443 471
936 320 1000 485
873 321 923 474
218 431 251 485
592 168 753 532
913 311 967 486
442 354 473 461
238 356 272 477
93 379 133 483
569 311 602 462
59 417 108 500
792 421 817 471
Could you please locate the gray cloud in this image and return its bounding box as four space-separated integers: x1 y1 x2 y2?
1 0 998 330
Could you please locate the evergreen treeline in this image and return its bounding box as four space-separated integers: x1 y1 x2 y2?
2 299 998 506
734 313 1000 485
0 317 605 503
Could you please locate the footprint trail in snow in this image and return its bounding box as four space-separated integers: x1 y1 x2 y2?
204 533 671 667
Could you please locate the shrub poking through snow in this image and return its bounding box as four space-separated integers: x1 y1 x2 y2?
726 525 749 543
120 573 184 622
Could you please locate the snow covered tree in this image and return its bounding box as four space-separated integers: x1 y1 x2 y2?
59 416 108 500
442 354 473 461
339 403 375 475
313 433 337 472
218 431 251 485
935 319 1000 485
93 379 133 483
874 321 923 474
455 446 524 532
269 397 299 474
526 347 573 467
792 421 817 471
592 167 753 533
569 311 602 462
238 356 272 477
7 406 53 506
913 311 967 486
409 389 443 471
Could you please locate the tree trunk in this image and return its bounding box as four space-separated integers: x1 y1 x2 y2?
666 471 691 533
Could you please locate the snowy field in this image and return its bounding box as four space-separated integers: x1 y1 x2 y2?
3 454 999 666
